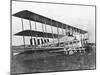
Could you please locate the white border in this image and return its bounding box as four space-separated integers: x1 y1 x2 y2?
0 0 99 75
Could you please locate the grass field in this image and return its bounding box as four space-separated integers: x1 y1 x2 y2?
11 46 96 74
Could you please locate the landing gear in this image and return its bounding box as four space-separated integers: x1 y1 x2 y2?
64 47 86 55
69 50 74 55
64 48 74 55
64 48 68 54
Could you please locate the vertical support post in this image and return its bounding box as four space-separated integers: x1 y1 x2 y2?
51 19 54 46
61 24 64 35
76 28 77 40
34 16 37 48
29 20 33 47
41 22 44 46
80 30 83 47
44 19 48 46
77 29 79 37
66 26 68 36
21 18 25 48
87 32 89 43
77 29 78 36
74 28 77 40
83 32 84 46
66 26 68 47
57 23 59 47
67 26 70 36
82 31 83 46
71 27 72 35
72 27 73 47
80 30 83 54
62 24 65 47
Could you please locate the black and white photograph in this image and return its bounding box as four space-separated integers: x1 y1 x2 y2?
11 0 96 74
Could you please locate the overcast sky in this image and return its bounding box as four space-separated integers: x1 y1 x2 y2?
12 1 95 45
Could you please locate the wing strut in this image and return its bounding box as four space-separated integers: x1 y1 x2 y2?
34 16 37 47
87 32 89 43
29 20 33 47
51 19 54 46
44 18 48 46
21 18 26 48
62 23 65 47
41 19 44 46
72 27 74 47
57 23 59 46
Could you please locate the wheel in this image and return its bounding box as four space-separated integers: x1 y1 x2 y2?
69 50 74 55
65 51 68 54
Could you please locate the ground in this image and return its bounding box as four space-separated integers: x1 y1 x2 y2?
11 46 96 74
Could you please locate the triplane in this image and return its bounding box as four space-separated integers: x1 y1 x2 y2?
12 10 89 55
